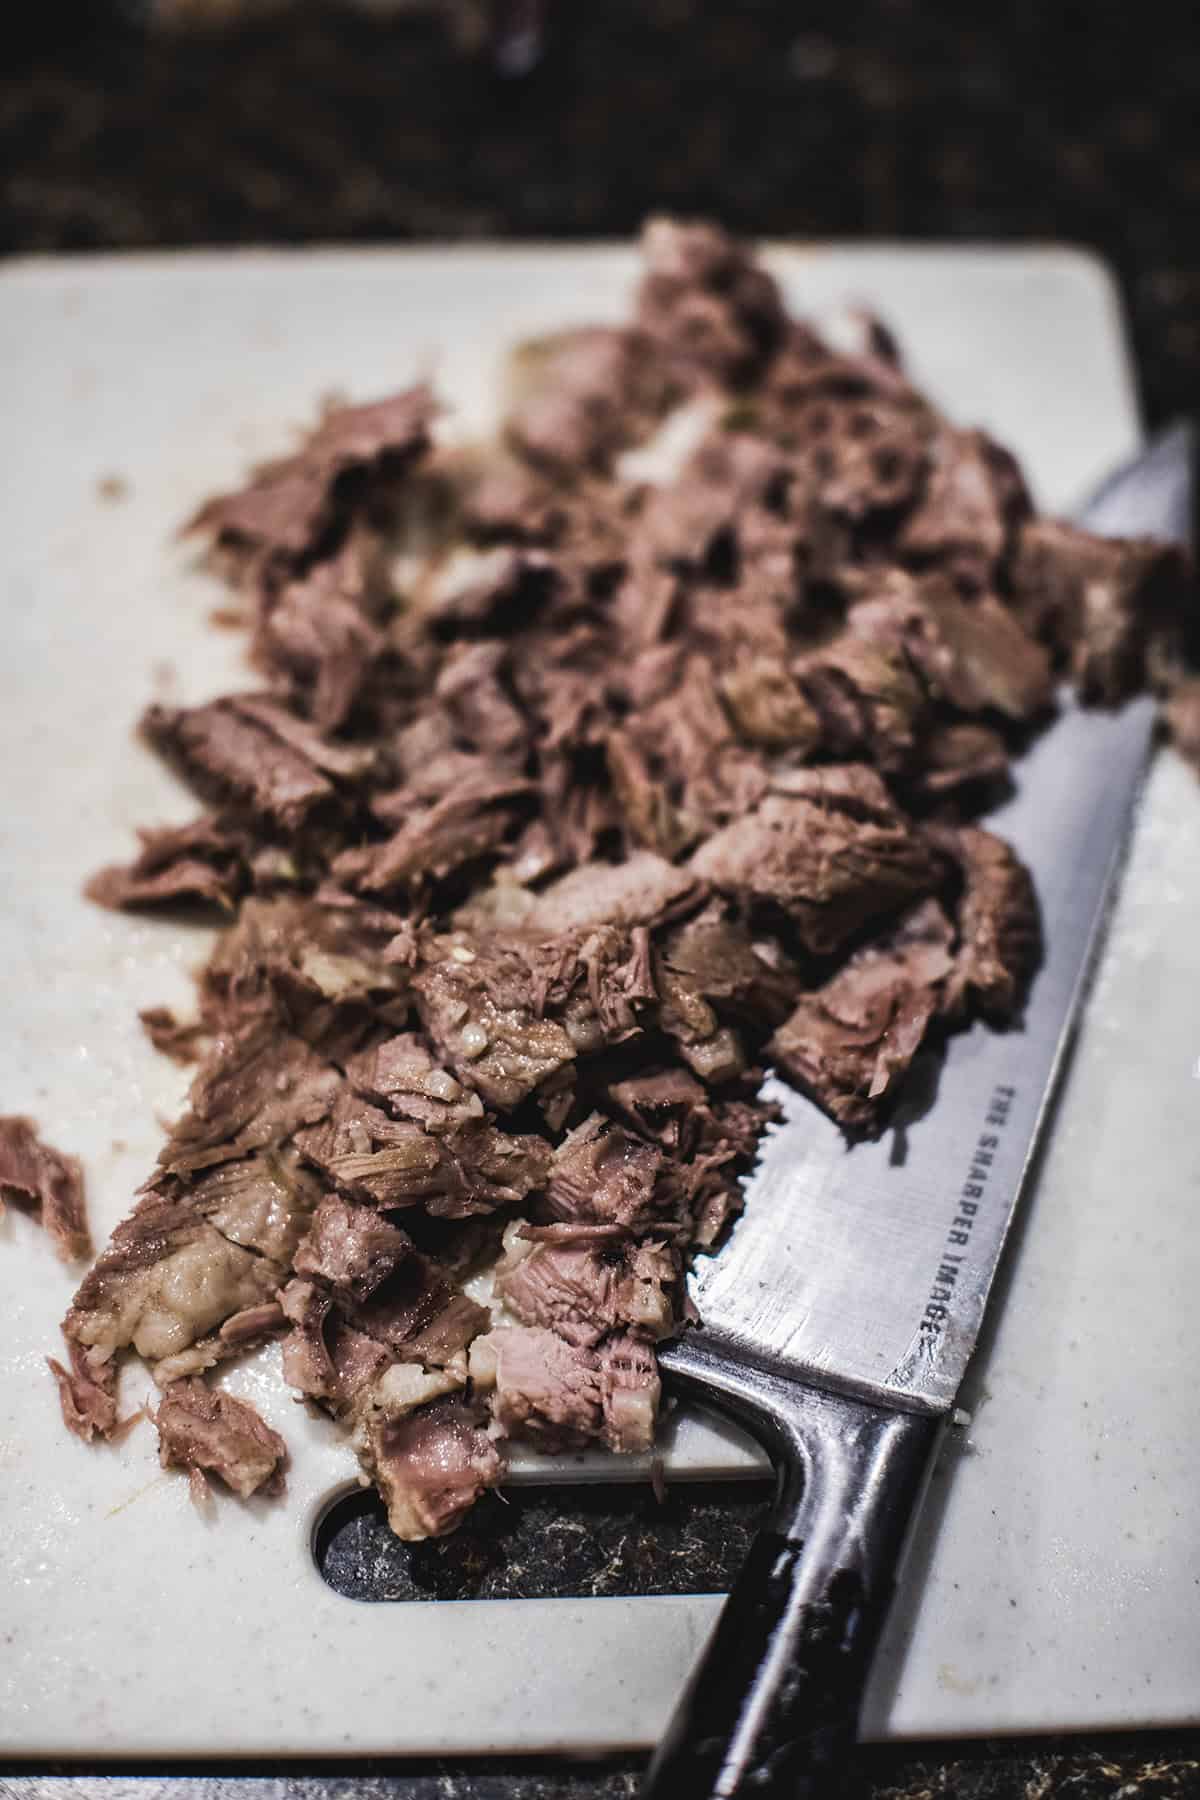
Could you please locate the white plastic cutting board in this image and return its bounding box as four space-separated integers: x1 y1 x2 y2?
2 245 1198 1758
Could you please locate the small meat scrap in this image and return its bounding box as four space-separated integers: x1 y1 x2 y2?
915 722 1011 802
186 383 435 575
848 572 1054 723
599 1331 662 1454
257 531 388 732
720 653 823 755
1011 519 1190 702
293 1194 413 1302
769 901 956 1131
86 815 247 913
689 781 944 956
941 827 1042 1022
793 632 927 774
496 1229 681 1347
411 934 579 1111
141 697 348 834
295 1087 549 1216
506 327 672 475
200 892 408 1033
545 1114 664 1230
471 1326 603 1449
58 215 1197 1538
605 1066 707 1146
158 1018 341 1176
338 1253 489 1369
636 217 788 388
0 1115 90 1261
345 1034 485 1132
155 1379 288 1500
139 1006 210 1066
898 427 1030 592
657 905 797 1030
791 393 933 526
472 1325 661 1455
358 1395 502 1541
526 851 702 935
770 907 957 1130
48 1339 117 1441
335 771 529 899
619 652 769 839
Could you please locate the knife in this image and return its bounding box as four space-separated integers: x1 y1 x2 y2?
641 423 1196 1800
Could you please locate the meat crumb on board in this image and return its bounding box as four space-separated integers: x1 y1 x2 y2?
1 1116 91 1262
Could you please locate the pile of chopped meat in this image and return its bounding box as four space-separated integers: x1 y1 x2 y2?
48 219 1195 1532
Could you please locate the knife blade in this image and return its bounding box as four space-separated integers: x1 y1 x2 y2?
642 422 1195 1800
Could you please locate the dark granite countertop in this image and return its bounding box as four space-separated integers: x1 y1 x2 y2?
3 4 1200 1796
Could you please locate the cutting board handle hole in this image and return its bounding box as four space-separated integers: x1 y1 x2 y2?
314 1477 774 1603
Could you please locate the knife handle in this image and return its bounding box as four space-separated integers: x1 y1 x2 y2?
641 1335 941 1800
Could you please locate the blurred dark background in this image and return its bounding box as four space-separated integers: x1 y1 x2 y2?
4 0 1200 428
4 6 1200 1797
